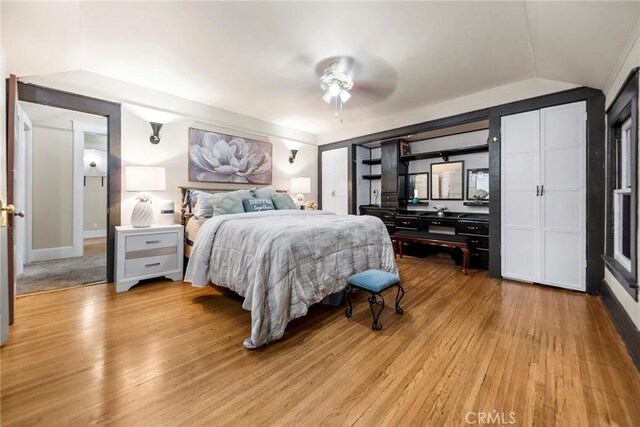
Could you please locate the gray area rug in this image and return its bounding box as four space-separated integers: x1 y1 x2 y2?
17 254 106 295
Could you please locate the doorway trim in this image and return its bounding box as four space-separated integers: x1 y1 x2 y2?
16 82 121 281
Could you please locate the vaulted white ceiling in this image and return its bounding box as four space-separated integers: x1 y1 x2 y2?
3 1 639 136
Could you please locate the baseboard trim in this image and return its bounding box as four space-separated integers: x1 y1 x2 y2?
31 246 75 262
600 279 640 371
84 229 107 239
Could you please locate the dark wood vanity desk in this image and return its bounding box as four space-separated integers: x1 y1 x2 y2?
359 205 490 269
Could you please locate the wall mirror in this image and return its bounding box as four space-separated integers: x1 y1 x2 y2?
431 161 464 200
467 168 490 200
409 173 429 200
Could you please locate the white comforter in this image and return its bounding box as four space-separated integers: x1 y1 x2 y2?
184 210 397 348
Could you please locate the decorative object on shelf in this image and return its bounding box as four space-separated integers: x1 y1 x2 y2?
189 127 272 184
320 61 353 122
126 166 166 228
372 189 379 206
400 141 411 157
305 200 317 210
288 149 298 164
471 189 488 200
433 204 448 217
290 177 311 206
149 122 163 144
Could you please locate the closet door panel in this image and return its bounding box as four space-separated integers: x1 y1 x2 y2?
333 147 349 215
501 110 540 282
539 101 586 291
321 149 335 212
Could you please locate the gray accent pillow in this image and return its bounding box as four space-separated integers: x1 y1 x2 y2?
191 190 215 219
271 193 298 210
243 198 275 212
252 186 277 199
211 192 245 215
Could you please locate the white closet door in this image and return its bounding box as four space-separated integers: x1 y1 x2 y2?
321 149 335 212
501 110 540 282
333 147 349 215
539 101 586 291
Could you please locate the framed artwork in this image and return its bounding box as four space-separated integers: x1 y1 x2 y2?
188 127 272 184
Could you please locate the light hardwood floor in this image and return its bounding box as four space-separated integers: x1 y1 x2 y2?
2 256 639 426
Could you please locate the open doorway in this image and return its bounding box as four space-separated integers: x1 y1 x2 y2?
15 102 108 294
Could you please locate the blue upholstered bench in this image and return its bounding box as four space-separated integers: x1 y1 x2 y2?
344 269 404 330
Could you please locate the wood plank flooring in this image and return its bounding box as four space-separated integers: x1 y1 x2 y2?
2 256 639 426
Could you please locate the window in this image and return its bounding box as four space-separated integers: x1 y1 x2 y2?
614 118 633 272
605 67 638 300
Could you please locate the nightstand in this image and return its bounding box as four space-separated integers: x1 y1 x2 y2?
115 224 184 292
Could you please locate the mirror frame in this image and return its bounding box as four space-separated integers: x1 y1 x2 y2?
430 160 464 201
466 168 490 200
408 172 429 200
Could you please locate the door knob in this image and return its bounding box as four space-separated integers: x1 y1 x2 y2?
1 201 23 227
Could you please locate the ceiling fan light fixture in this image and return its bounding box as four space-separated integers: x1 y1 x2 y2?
320 61 355 122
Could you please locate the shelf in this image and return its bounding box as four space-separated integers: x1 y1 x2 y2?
400 144 489 162
463 200 489 207
362 158 382 165
362 174 381 180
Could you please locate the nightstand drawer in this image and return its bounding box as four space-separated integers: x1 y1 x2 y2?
126 232 178 252
125 254 178 277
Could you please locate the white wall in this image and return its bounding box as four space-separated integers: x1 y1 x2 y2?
319 78 578 145
31 127 73 250
84 177 106 234
604 22 640 330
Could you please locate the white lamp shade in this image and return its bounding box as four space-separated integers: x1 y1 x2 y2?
290 177 311 194
126 166 166 192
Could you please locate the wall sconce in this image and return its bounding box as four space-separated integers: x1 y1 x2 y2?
150 122 163 144
289 149 298 164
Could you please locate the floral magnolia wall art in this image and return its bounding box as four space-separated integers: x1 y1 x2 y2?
189 128 272 184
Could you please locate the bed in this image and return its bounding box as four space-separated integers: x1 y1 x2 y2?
180 187 397 349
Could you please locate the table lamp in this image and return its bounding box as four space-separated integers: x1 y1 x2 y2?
126 166 166 227
290 177 311 207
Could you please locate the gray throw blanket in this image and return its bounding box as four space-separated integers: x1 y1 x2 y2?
184 210 397 348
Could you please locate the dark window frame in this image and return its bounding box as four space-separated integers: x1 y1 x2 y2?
604 68 639 301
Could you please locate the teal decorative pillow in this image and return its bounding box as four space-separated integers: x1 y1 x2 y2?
252 186 277 199
243 198 275 212
271 193 298 210
211 192 244 215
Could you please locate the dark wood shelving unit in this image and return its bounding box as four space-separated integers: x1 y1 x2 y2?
400 144 489 162
362 174 382 180
362 158 382 165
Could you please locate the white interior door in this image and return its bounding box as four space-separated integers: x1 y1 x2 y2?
321 147 349 214
501 110 540 283
321 149 335 212
539 102 586 291
333 147 349 215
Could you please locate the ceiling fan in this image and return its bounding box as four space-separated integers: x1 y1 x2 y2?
281 55 397 123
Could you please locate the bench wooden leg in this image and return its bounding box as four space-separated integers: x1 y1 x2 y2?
398 241 403 258
461 248 470 275
368 293 385 331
